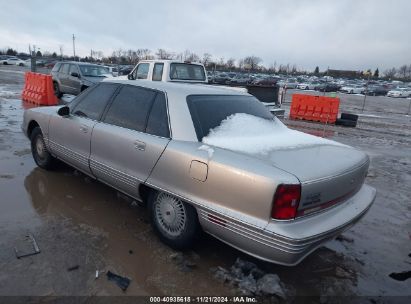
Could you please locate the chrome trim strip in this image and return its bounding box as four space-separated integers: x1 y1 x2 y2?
89 158 142 187
201 202 372 255
49 140 88 167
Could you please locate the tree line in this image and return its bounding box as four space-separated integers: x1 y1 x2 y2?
1 47 410 80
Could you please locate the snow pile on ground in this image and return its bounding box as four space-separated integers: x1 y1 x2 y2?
202 113 344 155
60 94 76 103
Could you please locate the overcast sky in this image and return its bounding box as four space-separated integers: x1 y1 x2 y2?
1 0 410 71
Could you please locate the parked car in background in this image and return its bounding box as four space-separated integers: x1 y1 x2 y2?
340 85 364 94
278 79 297 89
314 83 340 92
51 61 111 97
387 88 411 98
228 74 250 85
119 65 133 76
251 76 278 86
22 80 376 265
44 61 58 69
364 85 389 96
105 66 119 77
1 56 26 66
212 73 232 84
297 82 318 90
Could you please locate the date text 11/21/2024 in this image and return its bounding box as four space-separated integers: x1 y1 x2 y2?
149 296 258 303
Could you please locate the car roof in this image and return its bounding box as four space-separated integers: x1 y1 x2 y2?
104 79 250 96
138 59 204 65
56 61 103 66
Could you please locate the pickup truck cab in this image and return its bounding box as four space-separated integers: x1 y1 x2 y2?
126 60 208 83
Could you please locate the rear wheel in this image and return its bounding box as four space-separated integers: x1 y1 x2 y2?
30 127 56 170
53 82 62 98
148 191 199 250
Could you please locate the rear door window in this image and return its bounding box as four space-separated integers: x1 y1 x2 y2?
69 64 79 76
152 63 164 81
146 93 170 138
103 85 156 132
71 83 119 120
60 64 70 75
169 63 205 81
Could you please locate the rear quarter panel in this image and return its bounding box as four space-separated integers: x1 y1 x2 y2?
146 140 299 229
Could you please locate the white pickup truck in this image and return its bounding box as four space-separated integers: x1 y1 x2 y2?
125 60 208 83
120 60 284 117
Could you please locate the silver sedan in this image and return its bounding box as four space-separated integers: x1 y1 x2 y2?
22 80 376 266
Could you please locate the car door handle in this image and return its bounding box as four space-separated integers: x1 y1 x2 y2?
80 125 88 133
134 140 146 151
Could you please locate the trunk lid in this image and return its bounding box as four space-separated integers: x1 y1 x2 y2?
260 144 369 217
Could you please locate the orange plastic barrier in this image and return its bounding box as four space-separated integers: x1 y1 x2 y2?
21 72 57 106
290 94 339 123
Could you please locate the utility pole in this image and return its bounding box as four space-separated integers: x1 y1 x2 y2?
30 44 37 72
72 34 76 61
361 73 371 112
59 45 63 61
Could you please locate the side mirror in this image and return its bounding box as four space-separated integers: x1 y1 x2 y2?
127 73 134 80
71 72 80 78
57 106 70 117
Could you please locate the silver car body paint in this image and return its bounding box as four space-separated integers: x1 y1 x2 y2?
22 80 376 265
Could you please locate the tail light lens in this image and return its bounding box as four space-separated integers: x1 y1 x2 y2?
271 184 301 220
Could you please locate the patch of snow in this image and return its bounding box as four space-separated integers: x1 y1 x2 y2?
356 114 384 118
198 144 215 159
202 113 345 155
61 94 76 103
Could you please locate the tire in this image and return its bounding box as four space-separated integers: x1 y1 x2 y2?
340 113 359 121
30 127 56 170
53 82 62 98
336 118 357 127
148 191 199 250
350 90 354 94
80 85 89 92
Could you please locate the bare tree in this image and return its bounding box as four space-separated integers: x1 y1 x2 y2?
156 49 173 59
268 62 277 74
59 45 64 60
226 58 235 70
243 56 262 71
238 59 244 70
407 64 411 79
398 65 408 79
182 49 199 62
383 67 397 79
201 53 212 66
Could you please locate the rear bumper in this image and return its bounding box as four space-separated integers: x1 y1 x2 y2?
199 184 376 266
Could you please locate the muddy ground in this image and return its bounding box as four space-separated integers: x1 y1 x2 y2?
0 65 410 302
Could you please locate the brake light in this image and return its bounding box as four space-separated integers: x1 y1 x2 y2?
271 184 301 220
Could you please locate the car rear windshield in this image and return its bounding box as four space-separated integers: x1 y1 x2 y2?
169 63 206 81
187 95 273 141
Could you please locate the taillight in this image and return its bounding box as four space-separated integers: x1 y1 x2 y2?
271 184 301 220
